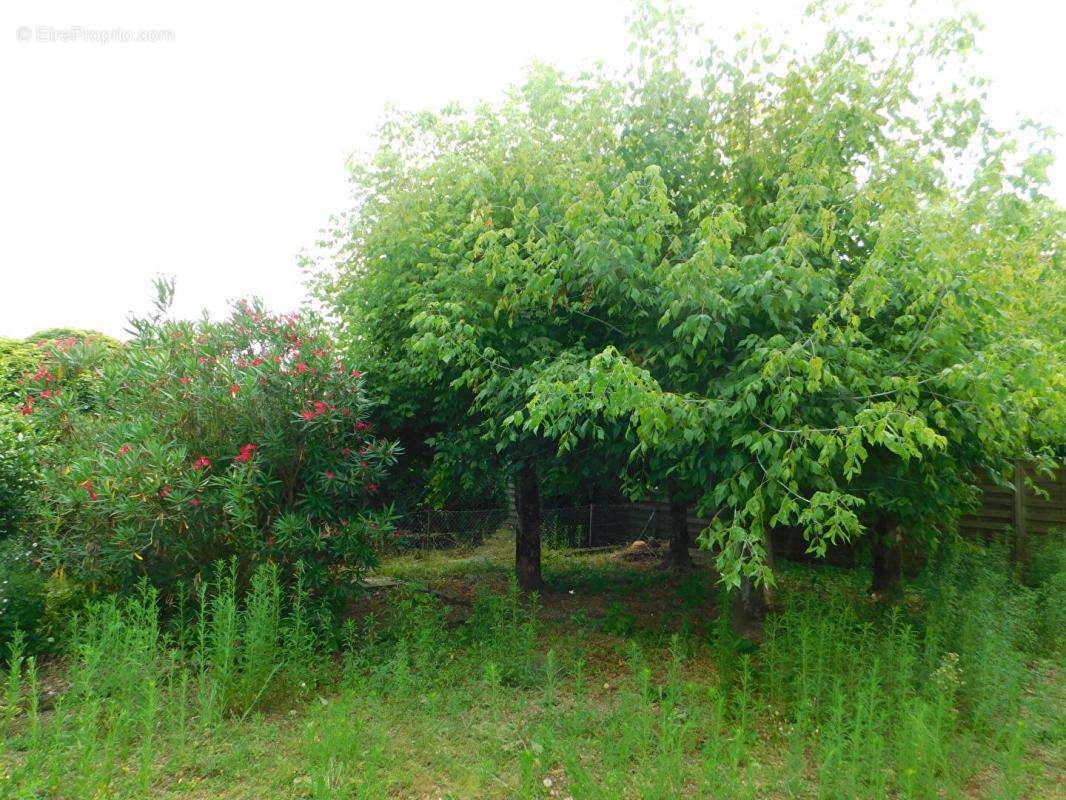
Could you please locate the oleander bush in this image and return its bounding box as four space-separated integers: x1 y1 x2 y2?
17 282 400 605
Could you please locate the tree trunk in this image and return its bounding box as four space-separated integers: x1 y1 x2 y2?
870 516 902 595
731 532 774 637
732 572 769 636
666 485 692 570
514 458 543 592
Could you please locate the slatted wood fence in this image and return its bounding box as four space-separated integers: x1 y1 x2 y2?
959 463 1066 549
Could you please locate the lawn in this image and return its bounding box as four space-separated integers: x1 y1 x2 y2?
1 531 1062 799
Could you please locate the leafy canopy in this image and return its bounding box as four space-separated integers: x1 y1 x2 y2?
318 1 1064 585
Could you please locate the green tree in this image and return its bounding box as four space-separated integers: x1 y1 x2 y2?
319 1 1065 597
522 2 1065 601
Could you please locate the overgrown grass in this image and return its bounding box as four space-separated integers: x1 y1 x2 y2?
0 536 1062 798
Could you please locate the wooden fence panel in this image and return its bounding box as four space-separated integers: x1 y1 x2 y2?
960 463 1066 540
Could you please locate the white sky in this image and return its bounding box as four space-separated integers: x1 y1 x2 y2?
2 1 1063 339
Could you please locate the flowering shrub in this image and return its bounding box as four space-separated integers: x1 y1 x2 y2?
19 284 400 604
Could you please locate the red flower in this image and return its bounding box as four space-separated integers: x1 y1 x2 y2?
229 383 240 397
325 471 335 481
160 485 171 498
234 443 258 463
367 483 379 493
351 369 363 378
314 400 328 414
179 376 192 385
193 456 211 470
341 447 351 457
40 389 53 399
80 480 97 501
295 362 309 374
19 403 33 415
189 497 201 507
300 409 315 421
274 355 283 364
117 444 131 456
355 420 371 431
342 408 350 417
250 357 264 367
199 356 209 365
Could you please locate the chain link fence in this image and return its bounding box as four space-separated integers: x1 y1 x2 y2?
386 503 663 552
387 507 511 551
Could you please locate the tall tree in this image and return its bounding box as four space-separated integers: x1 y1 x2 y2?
319 1 1065 597
522 3 1065 598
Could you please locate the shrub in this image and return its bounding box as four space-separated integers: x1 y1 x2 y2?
0 540 47 653
0 407 39 539
19 282 400 605
23 328 119 348
0 339 38 403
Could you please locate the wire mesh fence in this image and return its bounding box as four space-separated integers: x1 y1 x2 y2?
541 504 661 549
386 502 665 553
387 507 511 551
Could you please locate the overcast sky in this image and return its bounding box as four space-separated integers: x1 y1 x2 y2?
2 1 1064 339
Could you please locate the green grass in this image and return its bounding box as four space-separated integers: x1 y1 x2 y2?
0 534 1062 799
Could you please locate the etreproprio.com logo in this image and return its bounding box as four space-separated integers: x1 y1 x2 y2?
16 25 176 45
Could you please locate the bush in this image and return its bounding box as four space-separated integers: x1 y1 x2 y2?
23 328 119 347
0 407 39 538
19 283 401 605
0 540 47 653
0 338 38 403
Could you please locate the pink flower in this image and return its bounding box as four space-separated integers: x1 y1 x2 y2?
295 362 309 374
325 471 335 481
189 497 201 507
300 409 315 421
117 444 131 456
160 485 171 498
193 456 211 470
179 376 192 386
351 369 363 378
